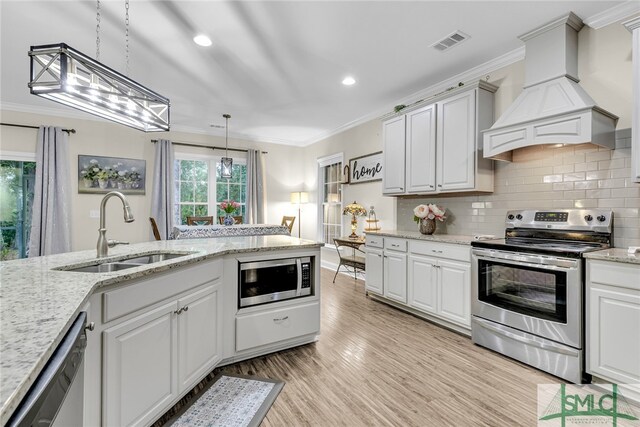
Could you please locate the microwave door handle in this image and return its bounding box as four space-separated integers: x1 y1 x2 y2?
296 258 302 296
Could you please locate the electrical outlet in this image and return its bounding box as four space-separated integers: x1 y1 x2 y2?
90 210 100 219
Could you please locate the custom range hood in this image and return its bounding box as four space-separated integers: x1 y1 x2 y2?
483 12 618 161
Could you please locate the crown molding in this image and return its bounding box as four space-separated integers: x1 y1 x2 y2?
584 1 640 29
301 46 525 147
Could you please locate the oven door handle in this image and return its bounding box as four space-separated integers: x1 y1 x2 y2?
473 251 579 270
473 317 579 356
295 258 302 296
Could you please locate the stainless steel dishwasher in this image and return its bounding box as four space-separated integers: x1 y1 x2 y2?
7 312 88 427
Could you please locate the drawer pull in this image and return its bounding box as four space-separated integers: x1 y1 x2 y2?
391 244 399 248
431 250 443 254
273 316 289 322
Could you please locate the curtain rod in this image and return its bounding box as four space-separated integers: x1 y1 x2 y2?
151 139 267 154
0 122 76 134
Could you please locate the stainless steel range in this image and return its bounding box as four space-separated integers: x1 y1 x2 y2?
471 209 613 383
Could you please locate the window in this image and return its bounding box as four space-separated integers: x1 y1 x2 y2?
0 156 36 260
317 153 343 244
174 155 246 225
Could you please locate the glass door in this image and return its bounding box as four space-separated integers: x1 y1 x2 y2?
478 259 567 323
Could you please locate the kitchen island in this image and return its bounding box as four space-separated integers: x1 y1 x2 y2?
0 235 322 426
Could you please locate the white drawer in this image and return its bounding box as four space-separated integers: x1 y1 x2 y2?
589 260 640 291
236 301 320 352
366 235 384 249
384 238 407 252
103 258 223 323
409 240 470 262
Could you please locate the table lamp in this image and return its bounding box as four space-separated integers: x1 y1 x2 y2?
342 201 367 238
290 191 309 237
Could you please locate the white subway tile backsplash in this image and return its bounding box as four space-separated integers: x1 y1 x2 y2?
396 134 638 247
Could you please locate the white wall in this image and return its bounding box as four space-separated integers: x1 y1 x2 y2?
0 109 304 251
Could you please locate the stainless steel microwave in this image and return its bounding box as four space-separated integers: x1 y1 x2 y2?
239 257 313 308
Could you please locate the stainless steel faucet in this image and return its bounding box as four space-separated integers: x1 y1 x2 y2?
97 191 135 258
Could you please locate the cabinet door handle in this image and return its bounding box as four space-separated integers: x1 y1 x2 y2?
85 322 95 332
174 308 182 315
182 306 189 312
273 316 289 322
437 184 443 188
429 185 434 189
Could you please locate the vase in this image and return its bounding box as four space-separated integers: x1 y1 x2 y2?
83 178 93 188
419 218 436 235
117 182 126 190
98 179 108 189
223 214 235 226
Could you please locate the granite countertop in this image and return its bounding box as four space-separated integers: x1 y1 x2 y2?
583 248 640 265
0 235 322 424
365 230 495 245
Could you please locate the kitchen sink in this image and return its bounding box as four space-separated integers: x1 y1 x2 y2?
64 262 140 273
56 252 193 273
119 252 190 264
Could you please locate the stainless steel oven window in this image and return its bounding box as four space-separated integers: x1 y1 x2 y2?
478 259 567 323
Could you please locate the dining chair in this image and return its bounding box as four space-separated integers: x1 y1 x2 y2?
218 216 244 225
281 216 296 233
186 216 214 226
149 217 161 241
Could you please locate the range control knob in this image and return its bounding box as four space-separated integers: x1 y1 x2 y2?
507 214 515 220
516 214 523 220
597 215 606 222
584 215 593 222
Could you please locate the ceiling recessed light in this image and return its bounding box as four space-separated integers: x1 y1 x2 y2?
193 34 212 47
342 76 356 86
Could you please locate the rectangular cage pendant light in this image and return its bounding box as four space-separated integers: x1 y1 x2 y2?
221 157 233 179
28 43 170 132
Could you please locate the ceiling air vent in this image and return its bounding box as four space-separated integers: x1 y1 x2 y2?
431 31 470 52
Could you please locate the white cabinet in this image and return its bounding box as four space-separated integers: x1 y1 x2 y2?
624 18 640 183
437 259 471 326
365 247 384 295
406 104 437 193
408 254 438 313
587 260 640 396
382 115 406 194
97 260 222 426
384 250 407 303
103 302 178 427
381 81 496 196
368 236 472 332
177 284 223 392
437 90 476 191
408 253 470 328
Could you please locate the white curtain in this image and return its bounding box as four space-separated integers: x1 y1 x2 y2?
28 126 72 256
245 149 266 224
150 139 175 239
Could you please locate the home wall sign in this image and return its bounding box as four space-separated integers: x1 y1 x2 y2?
348 151 383 184
78 155 146 194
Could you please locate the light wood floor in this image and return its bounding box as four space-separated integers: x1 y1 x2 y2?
217 268 559 426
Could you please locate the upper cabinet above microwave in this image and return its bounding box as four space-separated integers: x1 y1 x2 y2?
382 81 497 196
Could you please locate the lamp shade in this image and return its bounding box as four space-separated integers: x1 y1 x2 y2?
290 191 309 204
342 201 367 217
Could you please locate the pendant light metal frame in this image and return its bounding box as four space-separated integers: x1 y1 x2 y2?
28 0 169 132
221 113 233 179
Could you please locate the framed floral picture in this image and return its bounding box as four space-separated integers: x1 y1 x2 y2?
78 155 146 195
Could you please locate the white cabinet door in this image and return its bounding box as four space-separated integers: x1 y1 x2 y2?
588 285 640 384
103 302 178 427
437 90 476 191
406 104 437 193
384 251 407 303
437 259 471 327
177 283 223 393
382 115 406 194
365 247 384 295
408 254 437 314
